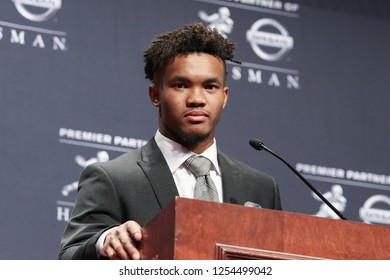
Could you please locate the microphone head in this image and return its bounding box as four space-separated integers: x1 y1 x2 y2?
249 139 264 151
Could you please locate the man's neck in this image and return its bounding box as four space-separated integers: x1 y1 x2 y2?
158 130 215 154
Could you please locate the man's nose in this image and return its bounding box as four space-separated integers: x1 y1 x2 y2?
187 87 206 106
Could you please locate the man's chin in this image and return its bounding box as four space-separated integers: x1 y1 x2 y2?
178 132 211 145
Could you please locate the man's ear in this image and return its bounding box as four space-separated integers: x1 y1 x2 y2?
148 84 160 107
222 86 229 109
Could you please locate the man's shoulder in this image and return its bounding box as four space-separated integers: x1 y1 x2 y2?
78 149 141 180
105 149 141 167
97 137 157 167
218 150 272 178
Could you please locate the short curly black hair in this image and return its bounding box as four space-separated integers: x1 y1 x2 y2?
143 22 239 82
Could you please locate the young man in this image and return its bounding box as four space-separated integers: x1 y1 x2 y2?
58 22 282 260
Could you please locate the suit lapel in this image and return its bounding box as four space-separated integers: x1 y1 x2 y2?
218 151 245 205
137 138 179 210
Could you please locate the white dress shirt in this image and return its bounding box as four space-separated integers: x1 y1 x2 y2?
154 130 223 202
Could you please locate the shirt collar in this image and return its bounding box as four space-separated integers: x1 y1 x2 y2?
154 130 220 175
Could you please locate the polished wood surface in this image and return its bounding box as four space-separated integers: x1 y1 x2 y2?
140 197 390 259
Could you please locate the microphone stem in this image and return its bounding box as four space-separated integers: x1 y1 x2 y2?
264 145 347 220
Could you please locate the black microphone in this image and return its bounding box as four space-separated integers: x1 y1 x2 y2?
249 138 347 220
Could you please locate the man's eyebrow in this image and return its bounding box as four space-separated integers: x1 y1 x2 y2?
204 77 222 84
170 75 190 82
170 75 222 83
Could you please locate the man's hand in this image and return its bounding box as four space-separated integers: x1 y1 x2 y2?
101 221 142 260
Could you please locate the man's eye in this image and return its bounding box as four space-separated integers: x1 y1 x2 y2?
206 85 218 90
174 83 186 89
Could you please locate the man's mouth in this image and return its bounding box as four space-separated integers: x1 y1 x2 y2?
184 110 209 123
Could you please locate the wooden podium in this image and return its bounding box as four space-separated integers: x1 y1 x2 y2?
139 197 390 260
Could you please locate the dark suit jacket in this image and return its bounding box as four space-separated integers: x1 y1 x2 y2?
58 137 281 259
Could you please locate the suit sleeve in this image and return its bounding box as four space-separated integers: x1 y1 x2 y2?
58 163 122 260
271 176 282 210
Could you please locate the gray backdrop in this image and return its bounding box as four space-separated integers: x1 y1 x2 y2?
0 0 389 259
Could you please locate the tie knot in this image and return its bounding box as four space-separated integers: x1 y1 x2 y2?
185 155 212 177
